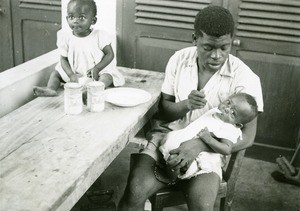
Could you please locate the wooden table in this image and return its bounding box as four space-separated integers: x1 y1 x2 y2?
0 67 164 211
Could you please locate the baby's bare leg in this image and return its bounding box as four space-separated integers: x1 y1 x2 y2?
33 87 58 97
99 73 113 88
33 71 62 97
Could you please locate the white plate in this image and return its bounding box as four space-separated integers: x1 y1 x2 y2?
104 87 151 107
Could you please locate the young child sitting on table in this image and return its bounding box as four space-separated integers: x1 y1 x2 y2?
33 0 124 97
157 92 258 184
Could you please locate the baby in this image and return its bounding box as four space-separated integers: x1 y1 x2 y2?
33 0 124 97
158 92 258 183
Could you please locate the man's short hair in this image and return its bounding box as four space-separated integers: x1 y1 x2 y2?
194 6 234 37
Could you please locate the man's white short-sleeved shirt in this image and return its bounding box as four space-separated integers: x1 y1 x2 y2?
161 46 263 130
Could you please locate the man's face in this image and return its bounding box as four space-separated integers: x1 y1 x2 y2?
195 32 232 72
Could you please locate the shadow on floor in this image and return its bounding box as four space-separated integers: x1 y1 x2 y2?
72 146 300 211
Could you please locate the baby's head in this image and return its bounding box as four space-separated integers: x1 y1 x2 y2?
217 93 258 128
66 0 97 37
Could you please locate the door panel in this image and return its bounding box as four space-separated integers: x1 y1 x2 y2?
22 20 59 61
117 0 224 71
11 0 61 66
230 0 300 57
136 37 191 72
235 0 300 45
229 0 300 157
134 0 210 30
0 0 14 72
237 51 300 148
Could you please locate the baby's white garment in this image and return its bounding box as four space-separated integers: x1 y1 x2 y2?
159 108 242 180
55 29 124 86
182 152 222 179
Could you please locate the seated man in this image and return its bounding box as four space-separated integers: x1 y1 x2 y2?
118 5 263 211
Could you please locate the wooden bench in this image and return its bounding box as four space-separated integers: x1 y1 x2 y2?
0 50 59 118
0 67 164 211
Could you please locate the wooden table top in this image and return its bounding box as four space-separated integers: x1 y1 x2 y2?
0 67 164 211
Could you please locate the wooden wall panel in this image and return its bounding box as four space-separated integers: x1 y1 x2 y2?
22 20 60 61
135 0 211 29
237 51 300 148
136 37 192 72
234 0 300 55
11 0 61 66
0 0 14 72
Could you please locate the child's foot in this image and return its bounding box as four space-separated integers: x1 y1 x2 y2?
33 86 58 97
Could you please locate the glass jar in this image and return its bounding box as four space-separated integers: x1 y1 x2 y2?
64 83 83 115
87 81 105 112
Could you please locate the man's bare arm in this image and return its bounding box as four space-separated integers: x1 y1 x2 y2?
160 91 207 122
232 117 257 152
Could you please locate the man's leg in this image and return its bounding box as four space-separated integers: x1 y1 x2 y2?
118 153 167 211
180 172 220 211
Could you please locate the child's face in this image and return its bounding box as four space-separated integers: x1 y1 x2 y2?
216 94 251 126
66 1 96 37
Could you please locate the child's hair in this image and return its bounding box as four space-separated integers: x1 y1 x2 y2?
68 0 97 17
194 6 234 38
235 92 258 124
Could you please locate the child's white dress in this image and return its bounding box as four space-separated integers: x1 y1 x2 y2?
159 108 242 180
55 28 124 86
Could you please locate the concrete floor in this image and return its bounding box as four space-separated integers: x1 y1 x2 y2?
72 146 300 211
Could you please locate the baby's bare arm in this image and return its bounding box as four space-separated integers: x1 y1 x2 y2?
197 127 233 155
88 44 114 80
60 56 77 82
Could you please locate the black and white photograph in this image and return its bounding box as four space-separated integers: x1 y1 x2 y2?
0 0 299 210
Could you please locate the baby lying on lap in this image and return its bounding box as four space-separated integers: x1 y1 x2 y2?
158 92 258 183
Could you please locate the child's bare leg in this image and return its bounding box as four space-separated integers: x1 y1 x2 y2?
98 73 113 88
47 71 63 90
33 71 62 97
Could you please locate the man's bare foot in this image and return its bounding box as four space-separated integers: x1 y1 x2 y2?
33 86 58 97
